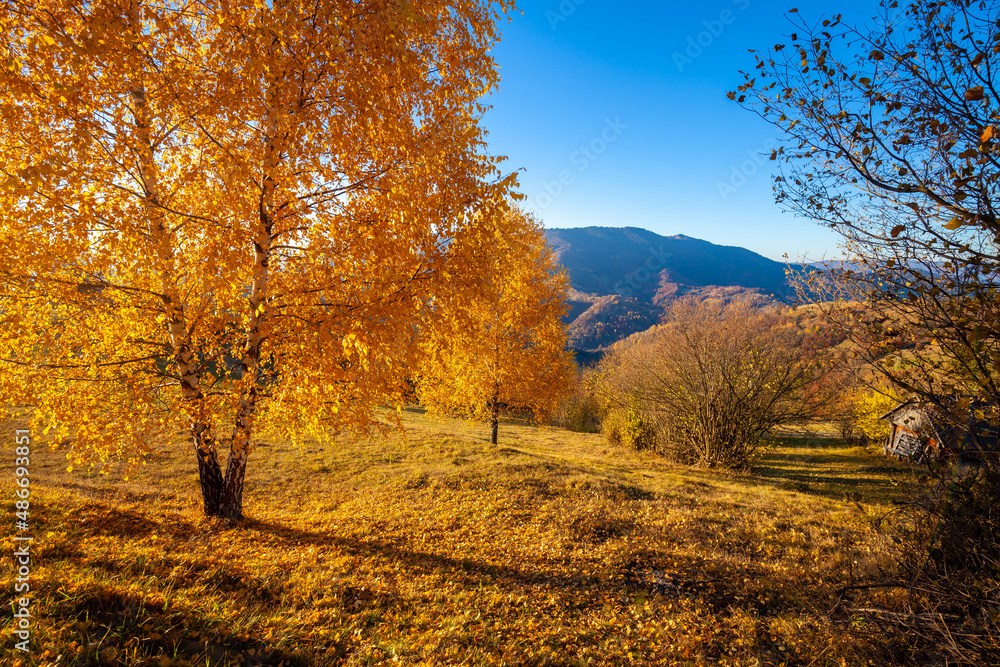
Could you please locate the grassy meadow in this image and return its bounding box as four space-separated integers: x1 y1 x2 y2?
1 411 918 666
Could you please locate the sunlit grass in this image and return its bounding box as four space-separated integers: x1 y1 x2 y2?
1 412 914 666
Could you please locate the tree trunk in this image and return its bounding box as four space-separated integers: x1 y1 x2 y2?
490 389 500 445
217 62 280 521
220 372 261 520
193 422 224 515
219 435 249 519
128 59 225 517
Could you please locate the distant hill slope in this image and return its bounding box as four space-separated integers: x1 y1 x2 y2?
547 227 792 302
547 227 796 351
565 294 663 352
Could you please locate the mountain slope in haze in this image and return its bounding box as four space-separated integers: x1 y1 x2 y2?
547 227 795 351
547 227 792 302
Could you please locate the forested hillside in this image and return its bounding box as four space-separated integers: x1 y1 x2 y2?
548 227 796 349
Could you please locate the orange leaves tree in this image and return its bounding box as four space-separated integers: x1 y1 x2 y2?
416 205 574 444
0 0 515 519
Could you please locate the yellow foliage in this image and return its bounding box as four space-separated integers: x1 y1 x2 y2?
852 389 902 442
0 0 516 517
416 203 574 442
601 403 658 451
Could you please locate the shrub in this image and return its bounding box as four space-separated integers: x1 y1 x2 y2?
601 403 657 451
836 415 867 446
554 374 602 433
596 297 812 468
851 389 900 444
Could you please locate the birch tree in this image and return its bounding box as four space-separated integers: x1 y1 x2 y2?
0 0 515 519
417 204 574 444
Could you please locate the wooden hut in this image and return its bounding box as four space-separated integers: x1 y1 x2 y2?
880 402 941 460
880 399 999 462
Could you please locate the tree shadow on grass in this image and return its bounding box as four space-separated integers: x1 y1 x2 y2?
65 500 199 541
44 478 186 508
241 516 738 613
744 437 916 503
49 491 831 665
246 515 592 589
750 467 906 501
39 584 311 667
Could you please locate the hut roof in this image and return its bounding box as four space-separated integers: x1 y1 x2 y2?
878 400 920 421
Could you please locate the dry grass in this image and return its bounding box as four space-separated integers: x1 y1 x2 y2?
0 411 916 666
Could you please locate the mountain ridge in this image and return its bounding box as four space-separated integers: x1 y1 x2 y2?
547 226 796 350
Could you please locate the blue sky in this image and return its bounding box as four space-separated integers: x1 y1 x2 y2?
481 0 887 262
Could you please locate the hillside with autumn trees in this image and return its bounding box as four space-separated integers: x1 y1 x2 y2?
548 227 800 350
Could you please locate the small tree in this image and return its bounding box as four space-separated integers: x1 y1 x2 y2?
417 204 574 444
597 297 812 468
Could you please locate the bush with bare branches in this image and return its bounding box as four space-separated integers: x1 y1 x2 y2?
596 298 813 468
553 369 603 434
